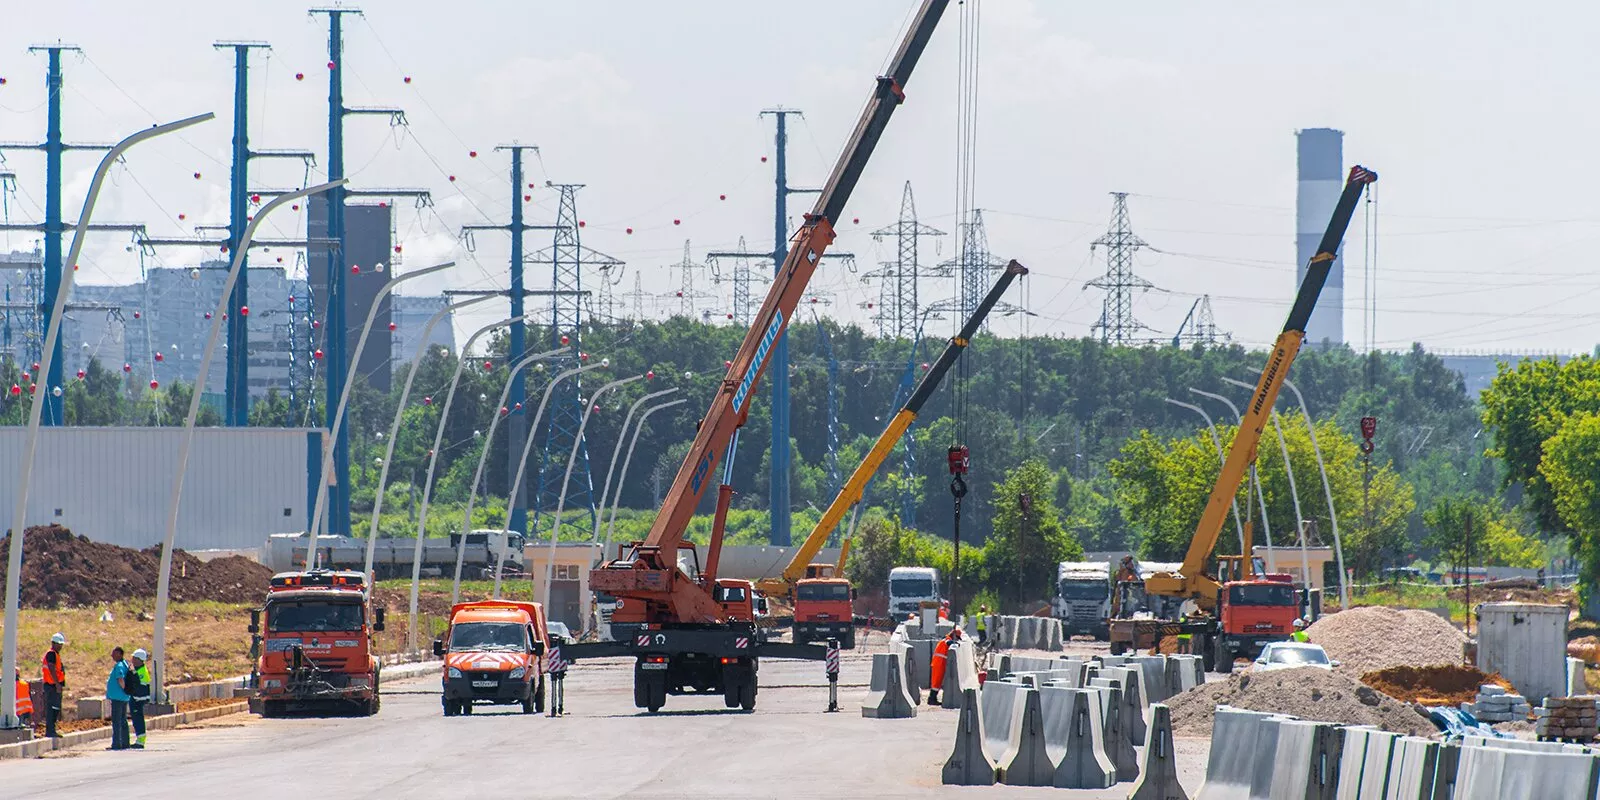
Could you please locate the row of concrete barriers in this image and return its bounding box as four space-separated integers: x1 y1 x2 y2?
1200 705 1600 799
965 615 1065 651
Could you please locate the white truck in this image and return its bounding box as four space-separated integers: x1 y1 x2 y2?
264 530 527 579
1054 561 1112 640
887 566 942 619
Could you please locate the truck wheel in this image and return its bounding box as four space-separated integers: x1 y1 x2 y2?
1110 640 1127 656
261 700 284 719
534 677 546 713
443 698 458 716
366 695 381 716
1214 638 1234 675
739 672 757 712
521 695 535 714
461 701 473 716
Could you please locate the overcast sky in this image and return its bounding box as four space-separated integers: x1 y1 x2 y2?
1 1 1596 355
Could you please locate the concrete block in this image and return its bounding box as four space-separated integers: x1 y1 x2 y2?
1266 719 1344 800
1045 617 1064 651
907 638 933 697
1099 654 1131 668
1107 666 1149 745
979 681 1051 786
940 639 980 710
895 640 923 706
941 688 997 786
1134 655 1171 703
1196 706 1282 800
1451 743 1599 800
1478 684 1506 697
1246 715 1290 799
1099 685 1139 782
1041 686 1116 789
861 652 917 719
1570 657 1587 698
1128 703 1190 800
1191 655 1205 690
76 697 105 720
1081 662 1101 685
1336 727 1400 800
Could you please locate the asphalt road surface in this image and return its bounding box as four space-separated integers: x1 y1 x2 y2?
5 634 1209 799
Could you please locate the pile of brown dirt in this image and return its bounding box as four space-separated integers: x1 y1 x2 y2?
1446 581 1577 611
1568 636 1600 663
1306 606 1468 675
1361 664 1511 706
1167 667 1437 738
0 525 272 608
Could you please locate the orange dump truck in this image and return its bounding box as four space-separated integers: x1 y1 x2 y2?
249 570 385 717
433 600 549 716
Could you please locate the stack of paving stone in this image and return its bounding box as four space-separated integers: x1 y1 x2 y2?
1462 684 1530 723
1535 695 1598 742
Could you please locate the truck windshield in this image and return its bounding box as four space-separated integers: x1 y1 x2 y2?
890 578 934 597
267 601 363 633
450 622 528 650
715 585 748 603
798 583 851 602
1229 583 1297 607
1058 582 1107 600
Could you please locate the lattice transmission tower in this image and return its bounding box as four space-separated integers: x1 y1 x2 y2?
1087 192 1153 345
931 209 1011 328
707 236 762 327
865 181 943 339
662 240 715 319
1172 294 1229 347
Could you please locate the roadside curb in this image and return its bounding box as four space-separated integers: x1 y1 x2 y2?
0 700 248 760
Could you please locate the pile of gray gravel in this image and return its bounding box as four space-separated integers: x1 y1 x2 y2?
1305 605 1468 675
1167 667 1436 737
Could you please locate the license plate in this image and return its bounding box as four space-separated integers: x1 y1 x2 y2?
640 662 669 670
471 680 498 688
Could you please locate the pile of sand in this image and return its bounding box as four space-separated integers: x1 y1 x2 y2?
0 525 273 608
1306 606 1468 675
1361 664 1511 706
1168 666 1436 737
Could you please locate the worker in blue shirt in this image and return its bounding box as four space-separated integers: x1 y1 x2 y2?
105 647 132 751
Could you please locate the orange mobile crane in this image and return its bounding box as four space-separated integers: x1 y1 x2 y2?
563 0 951 713
1112 165 1377 672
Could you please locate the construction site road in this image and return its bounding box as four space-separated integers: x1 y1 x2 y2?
4 640 1209 799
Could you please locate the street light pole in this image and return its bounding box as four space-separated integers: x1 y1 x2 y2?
2 112 215 729
1283 377 1350 608
1163 397 1247 557
362 292 497 580
451 348 577 604
491 360 612 597
539 374 645 610
1190 387 1277 571
589 387 679 557
307 260 456 561
152 178 342 705
1223 377 1312 594
601 398 689 562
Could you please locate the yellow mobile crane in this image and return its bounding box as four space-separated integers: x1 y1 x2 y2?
756 260 1028 648
1113 165 1377 672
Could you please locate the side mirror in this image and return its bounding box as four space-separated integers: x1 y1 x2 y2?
432 639 445 657
248 609 261 635
850 588 858 601
373 607 386 632
531 641 546 657
1330 660 1342 668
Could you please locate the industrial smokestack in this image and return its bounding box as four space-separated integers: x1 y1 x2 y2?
1296 128 1344 347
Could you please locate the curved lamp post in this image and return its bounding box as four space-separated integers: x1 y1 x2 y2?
153 178 344 703
1 112 216 727
450 348 573 604
362 292 497 580
536 373 645 610
307 260 456 562
601 397 689 564
489 360 611 597
406 316 531 647
589 388 679 555
1281 378 1350 608
1189 387 1277 571
1163 397 1247 557
1222 377 1313 595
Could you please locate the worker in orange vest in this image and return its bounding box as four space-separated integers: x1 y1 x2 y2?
926 627 963 705
12 668 32 724
40 632 66 738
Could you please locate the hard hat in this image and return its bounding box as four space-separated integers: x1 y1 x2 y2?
132 648 148 661
1293 618 1306 628
50 633 65 645
950 627 963 639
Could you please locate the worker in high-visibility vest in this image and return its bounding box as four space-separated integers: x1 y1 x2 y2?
39 633 66 738
1291 618 1310 643
926 627 963 705
12 668 32 724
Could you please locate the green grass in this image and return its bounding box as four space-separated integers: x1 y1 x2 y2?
1343 583 1470 628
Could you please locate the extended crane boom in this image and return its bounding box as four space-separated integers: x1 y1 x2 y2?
591 0 952 626
1144 165 1376 607
758 260 1028 599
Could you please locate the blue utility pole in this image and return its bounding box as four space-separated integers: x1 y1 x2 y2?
462 145 560 534
222 43 269 426
316 8 355 536
760 108 805 546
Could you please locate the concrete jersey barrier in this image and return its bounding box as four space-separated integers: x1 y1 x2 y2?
1128 703 1191 800
1040 685 1117 789
861 652 917 719
941 688 997 786
940 640 979 710
979 680 1052 786
1197 706 1284 800
1335 726 1400 800
1450 743 1600 800
1384 736 1446 800
1263 719 1344 800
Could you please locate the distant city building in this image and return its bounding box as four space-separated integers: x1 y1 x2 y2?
390 294 455 368
1437 352 1577 397
0 249 44 366
1297 128 1345 347
308 199 394 393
